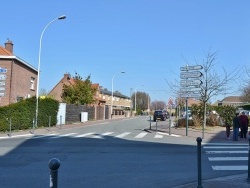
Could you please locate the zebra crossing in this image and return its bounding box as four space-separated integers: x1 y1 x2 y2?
203 143 249 171
30 131 181 140
0 131 182 140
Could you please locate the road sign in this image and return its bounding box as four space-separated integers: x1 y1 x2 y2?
180 65 203 71
180 79 202 87
180 87 202 92
180 93 200 98
0 68 7 73
0 75 6 80
180 71 202 79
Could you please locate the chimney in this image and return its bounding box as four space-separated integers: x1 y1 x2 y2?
5 38 13 54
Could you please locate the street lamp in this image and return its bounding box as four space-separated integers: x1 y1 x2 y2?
111 71 125 119
35 15 66 127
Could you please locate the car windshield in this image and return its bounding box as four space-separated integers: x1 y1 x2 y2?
155 111 162 114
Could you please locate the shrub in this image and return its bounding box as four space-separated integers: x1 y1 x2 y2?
0 97 59 132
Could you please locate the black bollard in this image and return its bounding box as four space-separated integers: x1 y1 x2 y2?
248 137 250 182
49 158 61 188
196 137 203 188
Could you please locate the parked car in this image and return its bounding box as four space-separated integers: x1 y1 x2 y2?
153 110 168 121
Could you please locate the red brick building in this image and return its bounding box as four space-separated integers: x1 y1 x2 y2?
0 39 37 106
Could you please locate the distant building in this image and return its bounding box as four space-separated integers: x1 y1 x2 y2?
99 87 131 115
216 96 248 107
0 39 37 106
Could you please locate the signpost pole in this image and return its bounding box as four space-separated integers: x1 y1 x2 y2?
186 97 188 136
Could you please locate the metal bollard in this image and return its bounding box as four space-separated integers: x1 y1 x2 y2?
8 118 12 137
32 118 35 134
149 116 152 130
248 137 250 182
49 158 60 188
48 116 51 131
196 137 203 188
156 120 158 131
169 119 171 135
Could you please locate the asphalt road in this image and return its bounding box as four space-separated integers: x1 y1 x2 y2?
0 116 248 188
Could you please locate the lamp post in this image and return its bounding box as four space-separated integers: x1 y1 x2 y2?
111 71 125 119
35 15 66 128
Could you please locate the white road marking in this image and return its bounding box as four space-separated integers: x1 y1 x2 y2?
206 151 248 154
208 157 247 161
156 132 181 137
134 132 148 138
115 132 131 138
154 134 163 139
203 146 248 149
29 133 59 139
212 165 247 171
92 132 114 139
74 132 95 138
50 133 77 139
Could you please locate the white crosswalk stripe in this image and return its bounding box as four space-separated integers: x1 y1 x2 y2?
74 132 95 138
203 143 248 171
115 132 131 138
154 134 163 139
134 132 148 138
92 132 114 139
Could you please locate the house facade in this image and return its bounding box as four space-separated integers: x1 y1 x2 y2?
48 73 131 119
99 87 131 115
217 96 248 106
0 39 37 106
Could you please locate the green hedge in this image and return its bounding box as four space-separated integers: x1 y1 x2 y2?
0 97 59 132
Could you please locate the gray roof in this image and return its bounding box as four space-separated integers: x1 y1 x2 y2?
100 88 130 99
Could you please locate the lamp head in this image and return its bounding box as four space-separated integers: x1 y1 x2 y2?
121 71 125 74
58 15 66 20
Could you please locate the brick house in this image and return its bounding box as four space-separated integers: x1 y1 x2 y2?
48 73 131 119
0 39 37 106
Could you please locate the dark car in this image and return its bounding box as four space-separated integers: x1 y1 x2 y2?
153 110 168 121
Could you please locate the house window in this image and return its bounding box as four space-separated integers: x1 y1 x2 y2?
30 77 35 90
16 96 23 102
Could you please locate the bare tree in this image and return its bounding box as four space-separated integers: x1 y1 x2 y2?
241 67 250 102
131 91 150 112
150 100 166 110
167 50 241 129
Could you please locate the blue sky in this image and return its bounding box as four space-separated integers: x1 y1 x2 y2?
1 1 250 103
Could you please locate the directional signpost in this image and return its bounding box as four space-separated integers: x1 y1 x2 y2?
180 65 203 136
180 65 203 71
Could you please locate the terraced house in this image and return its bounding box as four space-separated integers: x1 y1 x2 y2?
0 39 37 106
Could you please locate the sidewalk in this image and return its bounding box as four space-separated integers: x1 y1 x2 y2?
1 116 250 187
151 121 250 188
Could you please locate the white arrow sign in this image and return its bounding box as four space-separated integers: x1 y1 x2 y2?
180 93 200 98
180 71 203 79
180 87 202 92
180 65 203 71
180 79 202 87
